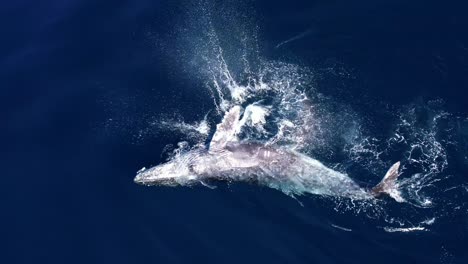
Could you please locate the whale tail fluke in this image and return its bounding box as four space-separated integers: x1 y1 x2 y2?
371 162 404 202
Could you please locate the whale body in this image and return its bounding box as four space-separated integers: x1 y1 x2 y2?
135 106 402 201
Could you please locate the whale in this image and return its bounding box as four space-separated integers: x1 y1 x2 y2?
135 106 403 201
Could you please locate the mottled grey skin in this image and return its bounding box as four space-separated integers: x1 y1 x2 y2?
135 141 382 200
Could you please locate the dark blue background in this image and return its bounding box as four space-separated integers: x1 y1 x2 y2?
2 1 467 263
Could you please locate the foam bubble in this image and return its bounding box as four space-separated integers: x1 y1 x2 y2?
383 226 427 233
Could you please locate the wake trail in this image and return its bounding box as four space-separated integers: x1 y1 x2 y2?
275 28 315 49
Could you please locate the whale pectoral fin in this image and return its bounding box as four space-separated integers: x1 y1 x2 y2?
371 162 404 202
209 106 242 152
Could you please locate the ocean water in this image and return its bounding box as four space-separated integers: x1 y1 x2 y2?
2 0 468 263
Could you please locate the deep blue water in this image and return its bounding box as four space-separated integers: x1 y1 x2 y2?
3 1 468 263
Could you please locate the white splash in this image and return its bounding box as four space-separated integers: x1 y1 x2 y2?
237 103 271 134
383 226 426 233
138 0 467 225
156 116 210 139
421 217 436 225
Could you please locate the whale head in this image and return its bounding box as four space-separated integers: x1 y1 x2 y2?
134 150 209 186
134 162 188 186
